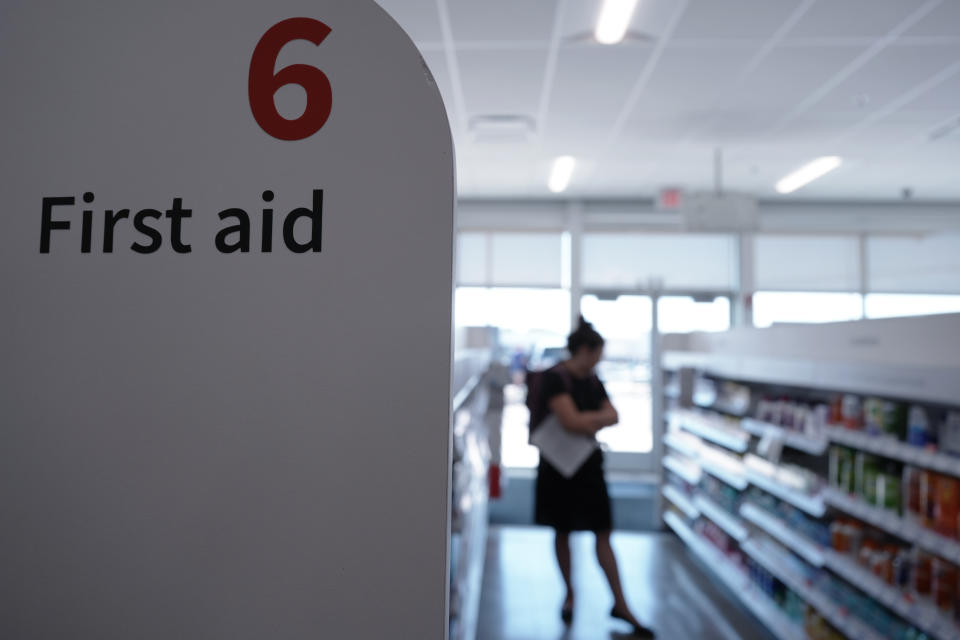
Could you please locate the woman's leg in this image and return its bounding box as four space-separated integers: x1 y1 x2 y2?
555 529 573 608
595 530 640 624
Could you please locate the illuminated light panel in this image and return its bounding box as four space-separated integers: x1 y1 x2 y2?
596 0 640 45
548 156 576 193
776 156 843 194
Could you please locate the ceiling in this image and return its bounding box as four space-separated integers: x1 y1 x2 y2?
375 0 960 202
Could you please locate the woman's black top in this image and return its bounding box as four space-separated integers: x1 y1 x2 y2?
534 363 613 532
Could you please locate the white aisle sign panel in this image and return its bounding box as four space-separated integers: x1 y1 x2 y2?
0 2 454 638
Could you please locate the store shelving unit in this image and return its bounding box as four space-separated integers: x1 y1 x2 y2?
664 512 805 640
824 551 957 640
663 454 702 485
741 417 828 455
662 485 699 519
739 503 826 567
659 314 960 640
449 349 494 640
663 430 701 459
700 452 749 490
742 538 886 640
826 425 960 478
823 487 960 564
669 408 750 452
744 466 826 517
694 494 748 541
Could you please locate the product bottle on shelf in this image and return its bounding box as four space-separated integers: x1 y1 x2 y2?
908 406 935 449
841 394 863 430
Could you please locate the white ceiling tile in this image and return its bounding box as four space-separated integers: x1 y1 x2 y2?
789 0 925 39
903 1 960 38
815 44 960 112
905 72 960 109
376 0 444 45
448 0 558 44
457 49 549 117
628 46 757 117
723 46 865 112
536 121 606 157
586 146 719 196
548 45 654 125
672 0 806 39
623 0 684 41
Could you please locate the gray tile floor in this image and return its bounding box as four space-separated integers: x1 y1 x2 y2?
477 526 776 640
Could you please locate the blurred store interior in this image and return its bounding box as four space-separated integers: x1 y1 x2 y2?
379 1 960 639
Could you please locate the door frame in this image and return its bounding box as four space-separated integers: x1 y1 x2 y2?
577 288 735 475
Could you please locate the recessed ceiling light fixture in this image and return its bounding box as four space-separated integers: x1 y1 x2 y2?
548 156 576 193
595 0 640 45
468 114 537 143
775 156 843 194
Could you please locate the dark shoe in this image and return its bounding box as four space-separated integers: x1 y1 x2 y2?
611 607 655 638
560 604 573 625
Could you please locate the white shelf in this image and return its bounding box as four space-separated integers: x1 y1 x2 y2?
739 503 825 567
746 468 825 518
693 398 748 418
826 426 960 478
670 408 750 453
664 512 805 640
663 455 702 485
742 538 886 640
662 485 700 520
694 494 748 541
741 418 828 455
700 455 749 490
662 318 960 407
823 487 960 565
825 551 959 640
663 431 701 459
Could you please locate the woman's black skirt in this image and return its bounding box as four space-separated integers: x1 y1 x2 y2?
534 448 612 532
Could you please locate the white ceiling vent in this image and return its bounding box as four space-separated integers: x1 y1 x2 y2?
468 115 537 143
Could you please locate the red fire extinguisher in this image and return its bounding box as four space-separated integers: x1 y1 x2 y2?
488 462 502 499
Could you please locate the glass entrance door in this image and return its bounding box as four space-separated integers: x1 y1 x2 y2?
579 293 733 475
580 294 655 473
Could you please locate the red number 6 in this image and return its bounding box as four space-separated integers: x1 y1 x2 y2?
249 18 333 141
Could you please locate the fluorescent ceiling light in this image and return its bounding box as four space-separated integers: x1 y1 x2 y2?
596 0 639 45
548 156 576 193
775 156 843 194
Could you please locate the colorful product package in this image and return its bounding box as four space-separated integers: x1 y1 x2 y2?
908 406 936 449
933 475 960 540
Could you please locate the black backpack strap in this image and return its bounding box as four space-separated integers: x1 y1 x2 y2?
528 365 573 431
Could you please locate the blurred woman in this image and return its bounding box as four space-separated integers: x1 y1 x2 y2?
533 317 654 638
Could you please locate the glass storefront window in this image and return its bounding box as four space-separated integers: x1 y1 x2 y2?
658 296 731 333
455 287 571 469
752 291 863 328
864 294 960 319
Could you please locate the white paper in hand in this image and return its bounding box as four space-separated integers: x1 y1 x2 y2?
530 415 598 478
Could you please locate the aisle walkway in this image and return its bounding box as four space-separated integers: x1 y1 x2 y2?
477 526 775 640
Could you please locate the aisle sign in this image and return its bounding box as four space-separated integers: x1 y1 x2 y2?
0 2 454 638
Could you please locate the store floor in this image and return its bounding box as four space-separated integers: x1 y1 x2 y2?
477 526 774 640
